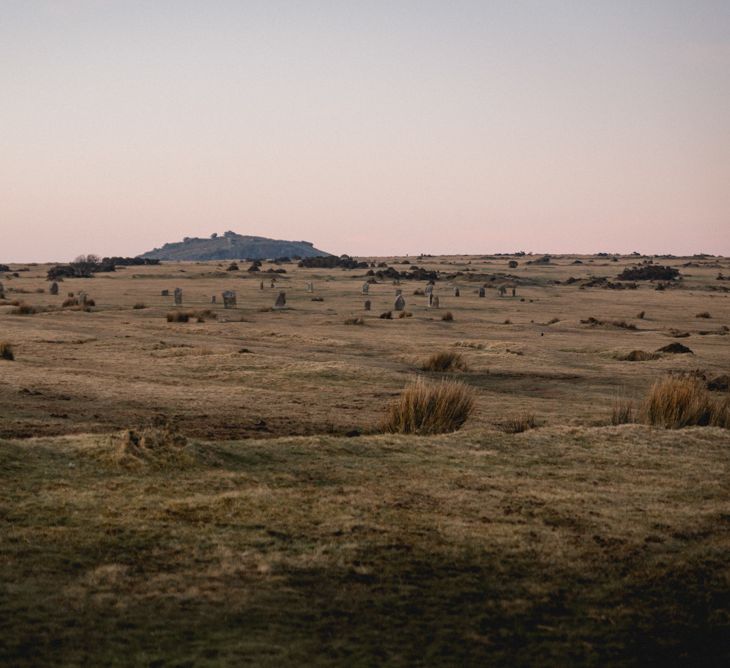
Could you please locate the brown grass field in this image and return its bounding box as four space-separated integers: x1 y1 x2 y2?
1 253 729 665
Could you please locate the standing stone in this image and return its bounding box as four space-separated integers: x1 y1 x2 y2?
498 285 507 297
260 280 264 290
394 294 406 311
478 287 486 298
427 293 433 307
512 287 516 297
211 295 217 304
0 282 4 299
222 290 236 308
305 282 314 293
49 282 59 295
431 296 440 308
78 291 88 306
270 279 276 288
362 282 369 295
174 288 182 305
364 300 371 311
274 291 286 309
425 284 433 296
453 287 460 297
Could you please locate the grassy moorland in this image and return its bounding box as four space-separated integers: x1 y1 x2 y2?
1 254 729 665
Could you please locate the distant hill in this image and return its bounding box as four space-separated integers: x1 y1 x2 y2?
138 232 332 261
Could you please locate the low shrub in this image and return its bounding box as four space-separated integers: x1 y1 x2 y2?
379 311 392 319
382 378 475 434
344 317 364 325
133 303 146 309
695 312 711 318
0 342 14 361
441 311 454 322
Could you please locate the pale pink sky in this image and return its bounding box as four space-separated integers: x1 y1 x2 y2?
2 1 729 262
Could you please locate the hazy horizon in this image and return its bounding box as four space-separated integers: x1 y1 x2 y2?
2 1 729 263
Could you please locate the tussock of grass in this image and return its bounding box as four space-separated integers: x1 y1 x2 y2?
422 350 468 372
581 317 637 330
11 302 38 315
695 312 711 318
0 342 14 361
379 311 392 319
441 311 454 322
133 302 147 309
611 400 634 425
645 376 729 429
617 350 659 362
398 311 412 319
167 310 217 323
111 424 196 468
382 377 475 434
344 317 364 325
497 414 538 433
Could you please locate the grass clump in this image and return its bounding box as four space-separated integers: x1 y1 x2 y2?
133 302 147 309
498 414 538 433
11 302 38 315
167 311 190 323
422 350 468 372
382 377 475 434
398 311 413 319
695 311 711 319
344 317 364 325
611 400 634 425
645 376 729 429
0 342 14 361
441 311 454 322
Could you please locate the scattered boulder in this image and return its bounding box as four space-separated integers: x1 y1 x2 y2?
707 375 729 392
394 294 405 311
274 291 286 309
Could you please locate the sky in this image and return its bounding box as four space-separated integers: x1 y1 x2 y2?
1 1 729 262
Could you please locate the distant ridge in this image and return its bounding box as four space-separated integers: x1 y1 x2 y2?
138 231 332 261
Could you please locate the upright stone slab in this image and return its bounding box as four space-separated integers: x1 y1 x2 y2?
394 294 406 311
222 290 236 308
478 287 486 298
427 293 433 307
174 288 183 305
512 287 516 297
0 282 5 299
260 280 264 290
498 285 507 297
270 279 276 288
274 291 286 309
432 296 440 308
49 282 59 295
211 295 217 304
425 284 433 296
305 282 314 293
364 299 371 311
362 282 369 295
78 291 88 306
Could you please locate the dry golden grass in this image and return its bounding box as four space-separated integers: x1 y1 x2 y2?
497 413 538 433
0 342 14 361
382 377 475 434
10 301 38 315
611 399 635 425
0 253 729 664
421 350 468 372
644 376 729 428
